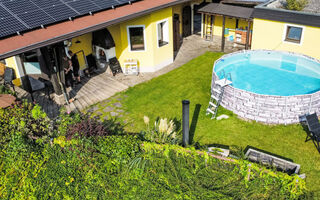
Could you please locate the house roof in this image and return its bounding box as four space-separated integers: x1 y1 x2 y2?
266 0 320 14
0 0 190 60
253 0 320 27
198 3 254 20
0 0 141 39
221 0 268 6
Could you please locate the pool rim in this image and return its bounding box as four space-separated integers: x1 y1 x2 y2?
211 50 320 124
212 49 320 97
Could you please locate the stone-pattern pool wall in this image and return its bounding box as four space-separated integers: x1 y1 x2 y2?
212 73 320 124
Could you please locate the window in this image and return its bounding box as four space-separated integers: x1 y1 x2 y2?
284 25 303 44
235 19 239 29
128 26 145 51
157 20 169 47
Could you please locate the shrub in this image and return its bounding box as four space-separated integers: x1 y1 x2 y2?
65 115 126 140
66 116 108 139
0 84 16 96
139 116 182 145
286 0 308 11
0 101 51 145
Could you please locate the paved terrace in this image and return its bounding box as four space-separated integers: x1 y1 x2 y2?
15 35 243 118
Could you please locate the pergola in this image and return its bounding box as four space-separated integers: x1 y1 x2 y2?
198 3 254 52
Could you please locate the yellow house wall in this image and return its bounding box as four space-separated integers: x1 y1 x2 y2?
251 18 320 59
109 7 174 72
5 57 22 86
69 33 93 70
151 8 174 69
108 25 122 59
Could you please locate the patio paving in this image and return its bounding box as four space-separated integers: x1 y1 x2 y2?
15 73 128 119
106 34 243 87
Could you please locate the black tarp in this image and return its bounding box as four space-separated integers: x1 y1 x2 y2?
92 29 115 49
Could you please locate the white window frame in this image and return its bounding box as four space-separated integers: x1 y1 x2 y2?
127 25 147 52
282 23 305 46
156 18 170 48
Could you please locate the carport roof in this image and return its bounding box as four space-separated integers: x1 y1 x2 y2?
198 3 254 20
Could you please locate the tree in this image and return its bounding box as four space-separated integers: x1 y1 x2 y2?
286 0 308 11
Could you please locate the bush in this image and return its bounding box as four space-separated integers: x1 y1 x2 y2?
0 105 310 199
66 116 109 139
286 0 308 11
139 116 182 145
0 102 51 145
0 84 16 96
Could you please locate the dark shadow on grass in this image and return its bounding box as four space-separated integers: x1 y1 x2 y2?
207 143 229 149
189 104 201 144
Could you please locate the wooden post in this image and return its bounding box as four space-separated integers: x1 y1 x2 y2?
201 13 204 38
245 20 252 50
221 15 226 52
210 15 214 41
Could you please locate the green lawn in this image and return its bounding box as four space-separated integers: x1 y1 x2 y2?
92 52 320 195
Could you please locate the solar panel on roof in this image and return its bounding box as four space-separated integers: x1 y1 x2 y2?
31 0 63 6
18 9 54 28
90 0 119 9
63 0 101 14
42 4 78 21
0 0 140 38
3 0 38 14
0 6 27 37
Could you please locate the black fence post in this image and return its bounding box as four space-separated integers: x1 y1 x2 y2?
182 100 190 147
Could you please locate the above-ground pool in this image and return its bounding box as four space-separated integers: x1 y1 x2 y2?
212 50 320 124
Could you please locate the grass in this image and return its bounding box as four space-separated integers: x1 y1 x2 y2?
91 51 320 195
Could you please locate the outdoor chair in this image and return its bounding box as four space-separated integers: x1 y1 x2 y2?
109 57 122 76
4 67 15 92
305 113 320 151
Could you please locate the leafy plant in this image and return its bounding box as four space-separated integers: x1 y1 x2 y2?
0 101 51 145
139 116 182 145
66 116 109 139
0 84 16 96
286 0 308 11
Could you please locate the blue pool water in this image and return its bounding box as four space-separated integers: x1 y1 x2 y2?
214 51 320 96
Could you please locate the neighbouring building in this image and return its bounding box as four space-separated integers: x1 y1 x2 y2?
251 0 320 59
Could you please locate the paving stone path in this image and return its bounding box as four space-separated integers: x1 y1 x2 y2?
85 94 130 125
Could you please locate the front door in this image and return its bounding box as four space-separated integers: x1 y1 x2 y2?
173 14 180 51
182 6 191 37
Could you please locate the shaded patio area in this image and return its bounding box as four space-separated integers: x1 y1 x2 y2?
16 70 128 118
